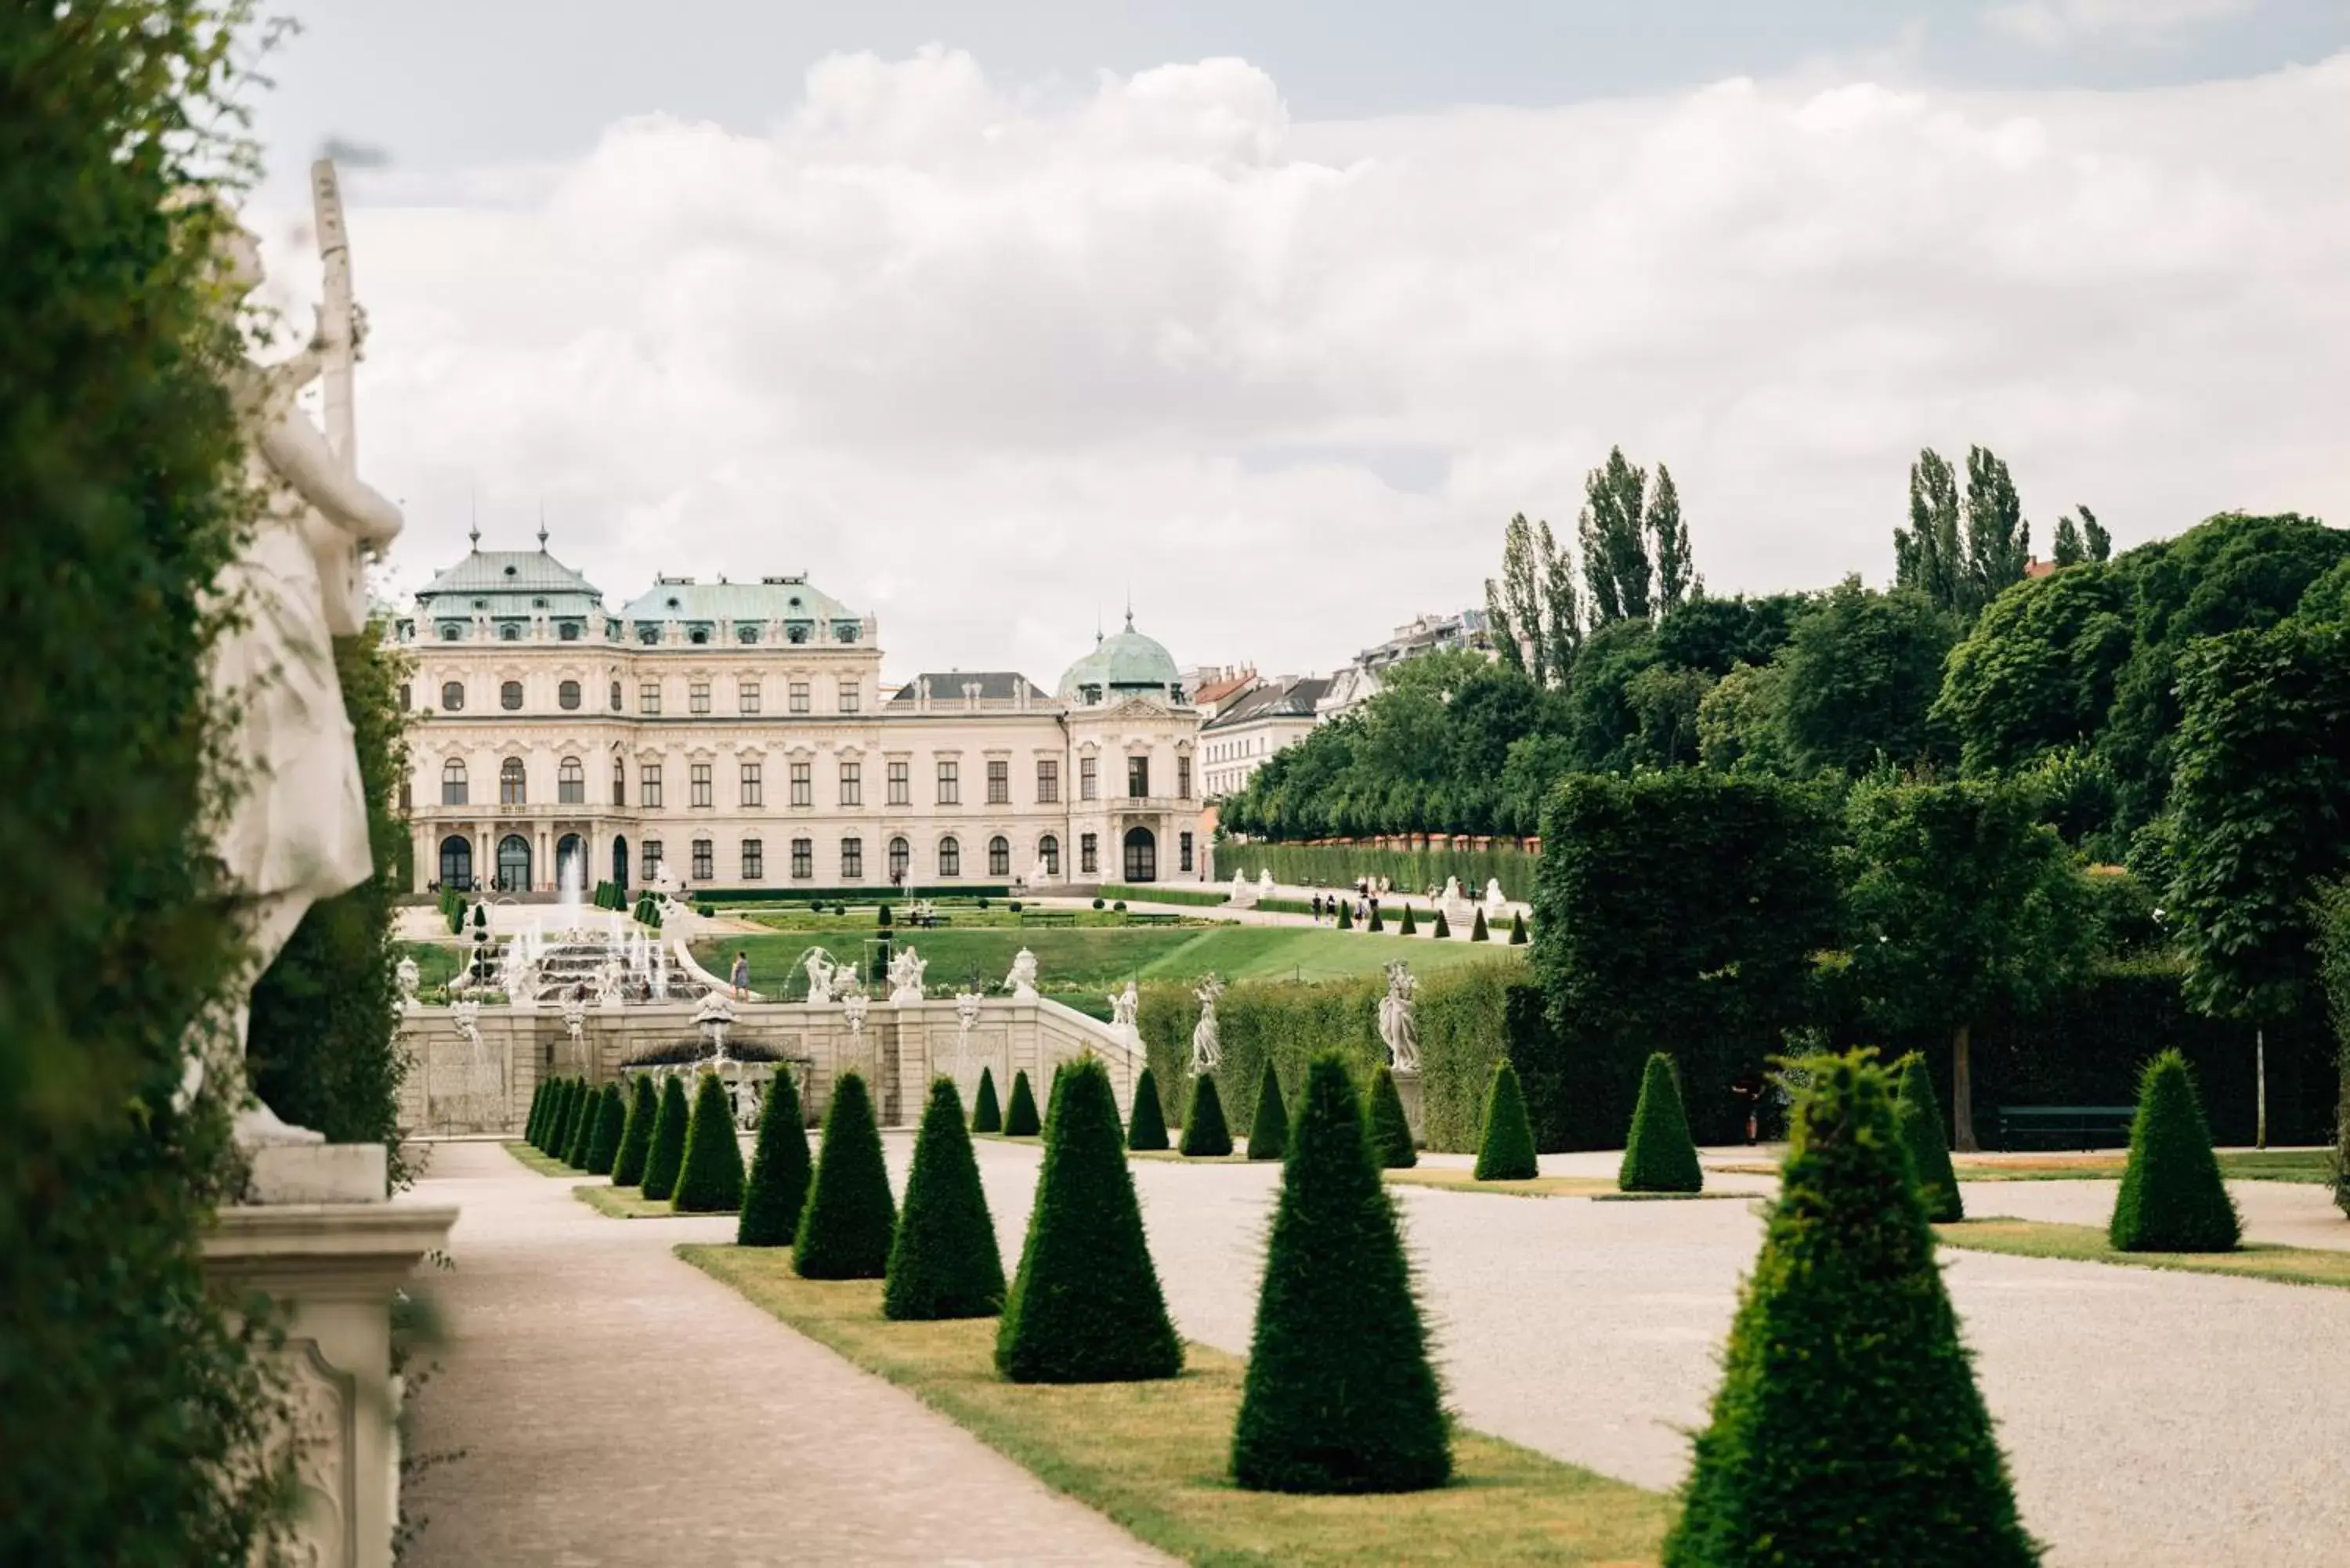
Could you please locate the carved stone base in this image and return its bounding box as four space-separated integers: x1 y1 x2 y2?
249 1141 387 1205
1393 1073 1425 1143
204 1176 457 1567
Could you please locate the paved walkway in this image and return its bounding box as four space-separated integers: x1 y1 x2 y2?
397 1142 1166 1567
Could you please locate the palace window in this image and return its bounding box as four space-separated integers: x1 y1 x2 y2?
1177 757 1191 800
1079 755 1097 800
399 779 411 811
888 836 909 882
690 763 712 808
642 840 663 881
397 683 412 710
1079 832 1098 876
790 838 812 880
689 678 711 716
501 680 523 711
742 838 765 880
1127 755 1150 798
610 680 623 713
500 757 526 805
559 679 581 711
442 681 465 711
790 761 812 807
558 757 585 804
640 763 663 808
789 681 810 715
837 678 859 714
839 761 862 806
738 680 760 715
988 836 1010 877
441 758 468 805
1036 759 1059 804
986 761 1008 804
935 760 959 805
691 839 713 881
841 836 863 880
938 836 960 878
1039 833 1060 877
612 758 626 806
559 621 580 641
640 681 660 716
1180 831 1195 873
887 761 909 805
739 761 763 807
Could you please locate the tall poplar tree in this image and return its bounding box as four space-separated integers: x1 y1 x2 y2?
1649 463 1694 613
1895 448 1963 612
1961 445 2028 616
1580 446 1652 623
1537 517 1583 682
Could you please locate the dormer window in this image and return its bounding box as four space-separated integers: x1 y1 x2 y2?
559 620 580 641
688 626 709 645
736 623 761 645
637 623 660 645
786 623 810 645
833 621 858 644
438 622 465 641
498 622 521 641
1080 685 1101 705
531 596 549 609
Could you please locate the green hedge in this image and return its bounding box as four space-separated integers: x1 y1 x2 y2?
1097 883 1227 908
1214 841 1537 901
691 884 1012 905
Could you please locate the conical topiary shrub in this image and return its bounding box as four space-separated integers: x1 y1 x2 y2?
537 1079 565 1148
1247 1057 1289 1162
1368 905 1384 932
997 1057 1184 1383
523 1080 549 1146
2110 1049 2240 1253
971 1065 1003 1133
884 1078 1006 1320
563 1077 599 1168
1336 901 1353 930
1368 1065 1417 1169
1663 1053 2037 1567
613 1074 658 1187
1470 908 1489 942
1003 1070 1041 1137
672 1072 747 1212
738 1068 812 1246
1509 911 1528 945
584 1082 627 1176
794 1071 896 1278
1473 1060 1537 1180
639 1074 692 1202
1127 1067 1171 1151
1180 1074 1233 1157
1232 1053 1450 1493
1619 1053 1703 1194
539 1078 571 1156
1398 905 1417 936
1044 1059 1072 1134
1432 909 1451 939
1894 1054 1963 1223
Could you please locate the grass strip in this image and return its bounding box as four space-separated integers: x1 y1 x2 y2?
504 1141 577 1178
574 1183 734 1220
679 1245 1668 1566
1128 1147 1254 1165
1719 1150 2334 1184
1382 1169 1627 1200
1936 1219 2350 1289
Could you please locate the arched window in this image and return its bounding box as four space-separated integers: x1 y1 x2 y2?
496 833 531 891
558 757 584 804
1039 834 1060 877
438 836 473 890
888 836 910 883
988 835 1010 877
501 680 523 711
441 758 468 805
500 757 526 806
938 836 960 878
1122 826 1156 883
559 679 581 710
441 680 465 711
609 680 623 712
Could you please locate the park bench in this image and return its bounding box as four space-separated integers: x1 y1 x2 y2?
1998 1105 2137 1151
1020 910 1078 927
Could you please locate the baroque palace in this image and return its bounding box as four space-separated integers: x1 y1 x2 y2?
393 530 1205 896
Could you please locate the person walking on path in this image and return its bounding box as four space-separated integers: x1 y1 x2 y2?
730 951 750 999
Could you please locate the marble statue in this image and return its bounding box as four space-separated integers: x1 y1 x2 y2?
888 946 928 1003
1440 876 1463 906
395 956 421 1013
1003 948 1039 1000
1483 878 1508 916
730 1073 764 1130
178 168 406 1147
1227 871 1256 908
1191 974 1224 1073
1258 869 1275 895
1377 961 1420 1075
799 946 839 1005
1109 980 1140 1037
595 956 626 1006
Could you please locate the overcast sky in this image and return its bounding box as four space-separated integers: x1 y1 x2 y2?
244 2 2350 683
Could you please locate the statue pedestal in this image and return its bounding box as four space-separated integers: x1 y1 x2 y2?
204 1151 457 1568
1393 1073 1425 1143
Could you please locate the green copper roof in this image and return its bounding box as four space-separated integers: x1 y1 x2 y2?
616 576 859 626
1057 615 1183 702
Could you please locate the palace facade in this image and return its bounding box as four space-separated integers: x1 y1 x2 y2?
392 533 1205 895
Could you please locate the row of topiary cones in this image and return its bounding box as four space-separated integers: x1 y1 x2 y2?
965 1058 1419 1169
522 1069 749 1212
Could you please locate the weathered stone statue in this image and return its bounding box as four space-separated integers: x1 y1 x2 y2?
1191 974 1224 1073
800 945 838 1005
395 955 421 1012
180 183 403 1149
953 991 983 1077
1003 947 1039 1000
1109 980 1140 1039
1378 960 1420 1076
1483 877 1508 916
694 992 736 1060
888 945 928 1003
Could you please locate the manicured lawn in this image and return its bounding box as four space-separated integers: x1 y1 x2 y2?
1719 1149 2336 1184
400 941 465 991
1126 1147 1253 1165
1380 1168 1746 1201
696 926 1525 997
680 1246 1670 1566
1935 1219 2350 1289
575 1183 732 1220
504 1141 577 1178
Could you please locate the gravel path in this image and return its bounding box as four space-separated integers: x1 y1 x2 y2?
397 1141 1168 1566
1962 1173 2350 1251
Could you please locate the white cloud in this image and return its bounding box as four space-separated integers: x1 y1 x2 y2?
1984 0 2261 49
272 45 2350 682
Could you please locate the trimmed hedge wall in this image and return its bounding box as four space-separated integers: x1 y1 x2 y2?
690 884 1012 906
1097 883 1227 908
1215 841 1538 901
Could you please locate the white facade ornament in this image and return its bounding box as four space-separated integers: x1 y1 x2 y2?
800 945 839 1005
841 991 870 1039
1378 961 1421 1076
394 956 421 1013
451 999 483 1051
694 992 736 1058
560 996 586 1052
1003 948 1039 1000
954 991 984 1078
888 945 928 1003
179 166 406 1149
1190 974 1224 1073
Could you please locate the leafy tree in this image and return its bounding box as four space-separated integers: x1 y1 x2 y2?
672 1073 746 1212
2310 879 2350 1218
971 1064 1002 1133
1247 1057 1289 1161
997 1058 1184 1383
584 1082 627 1176
1537 517 1585 683
1664 1053 2037 1568
1842 778 2090 1151
1180 1074 1233 1157
640 1073 692 1201
1368 1065 1418 1167
737 1069 811 1245
2110 1051 2240 1252
1778 578 1957 775
612 1073 658 1187
1649 463 1695 613
885 1077 1006 1320
1619 1054 1703 1194
1654 593 1807 677
1003 1069 1040 1136
1625 663 1714 769
1473 1060 1538 1180
1581 446 1653 623
1232 1054 1451 1494
1563 616 1660 771
1960 445 2029 617
1894 447 1963 612
1127 1066 1170 1150
794 1071 895 1278
1488 512 1543 680
1893 1054 1962 1223
1933 564 2133 775
1696 660 1796 776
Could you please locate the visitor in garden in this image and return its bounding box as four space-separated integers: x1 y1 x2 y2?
731 952 750 999
1311 893 1322 919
